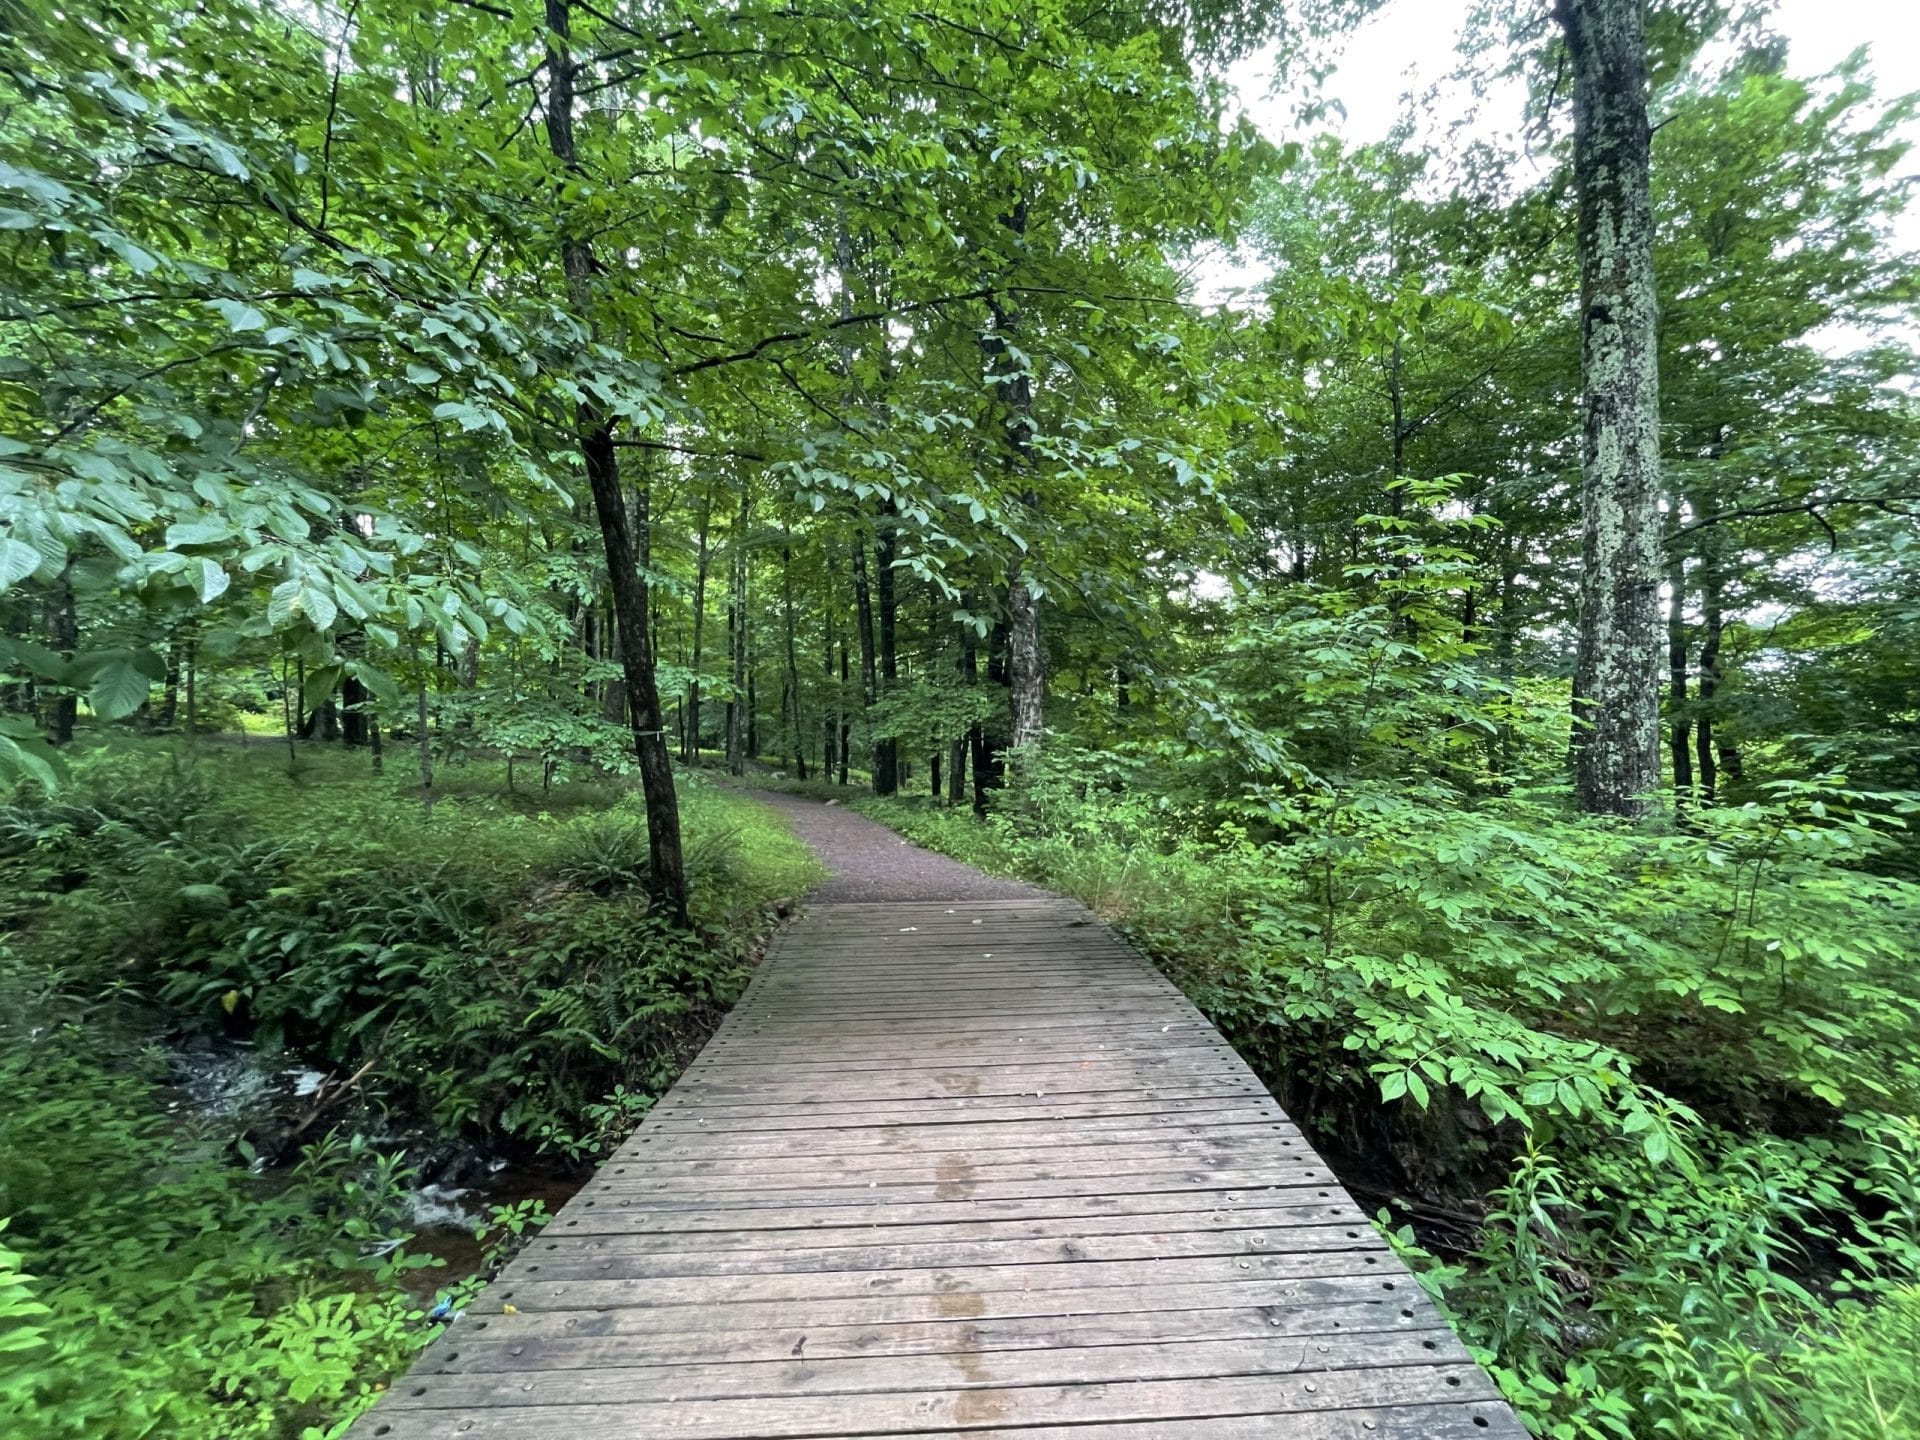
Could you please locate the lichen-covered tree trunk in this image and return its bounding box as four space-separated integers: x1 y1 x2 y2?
1560 0 1664 817
1007 578 1042 752
987 279 1044 758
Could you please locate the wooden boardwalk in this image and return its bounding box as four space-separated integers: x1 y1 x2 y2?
355 898 1525 1439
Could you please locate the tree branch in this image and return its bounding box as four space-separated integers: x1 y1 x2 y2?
609 437 768 463
1672 492 1920 546
674 286 1066 375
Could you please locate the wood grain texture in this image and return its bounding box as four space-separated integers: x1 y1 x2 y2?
348 898 1523 1439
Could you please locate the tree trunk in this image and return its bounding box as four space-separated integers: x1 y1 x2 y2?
821 625 838 781
986 278 1044 759
821 623 838 780
745 665 757 765
725 491 750 777
341 672 367 746
1696 550 1726 805
183 634 197 741
947 737 965 806
1560 0 1664 818
410 638 433 812
685 491 711 761
781 541 808 779
873 503 900 794
600 602 627 725
1665 531 1692 804
46 576 77 745
838 641 851 786
970 624 1007 814
280 656 299 773
1007 579 1042 754
159 646 180 728
544 0 687 922
852 535 882 789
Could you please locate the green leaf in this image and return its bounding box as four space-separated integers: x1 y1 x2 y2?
432 399 497 432
89 659 153 720
209 298 267 333
268 578 301 628
299 582 338 631
165 518 235 548
195 557 230 604
268 578 337 631
0 732 60 791
0 538 37 590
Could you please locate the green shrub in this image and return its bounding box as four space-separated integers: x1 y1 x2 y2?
0 1003 434 1440
0 741 819 1439
856 590 1920 1440
1 744 818 1151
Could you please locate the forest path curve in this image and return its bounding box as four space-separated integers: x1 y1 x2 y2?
744 788 1047 903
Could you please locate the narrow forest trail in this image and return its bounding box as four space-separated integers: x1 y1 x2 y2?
741 790 1047 902
349 797 1525 1439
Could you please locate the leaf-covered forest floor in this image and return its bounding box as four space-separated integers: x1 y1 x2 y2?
0 734 819 1440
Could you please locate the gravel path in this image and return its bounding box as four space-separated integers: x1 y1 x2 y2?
746 790 1048 903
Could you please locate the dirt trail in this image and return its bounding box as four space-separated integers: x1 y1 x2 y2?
746 790 1047 903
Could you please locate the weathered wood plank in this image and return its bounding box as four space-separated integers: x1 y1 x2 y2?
422 1299 1443 1369
366 1408 1525 1440
391 1330 1470 1409
545 1188 1369 1238
510 1221 1382 1274
585 1172 1345 1211
367 1365 1503 1437
618 1125 1299 1164
469 1251 1407 1312
450 1271 1425 1332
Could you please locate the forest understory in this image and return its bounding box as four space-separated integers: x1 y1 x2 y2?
4 0 1920 1436
0 736 818 1439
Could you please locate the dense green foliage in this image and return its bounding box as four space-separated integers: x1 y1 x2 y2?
861 590 1920 1436
0 746 816 1436
3 0 1918 1434
3 747 814 1143
1 1023 436 1440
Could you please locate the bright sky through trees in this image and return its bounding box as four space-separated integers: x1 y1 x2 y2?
1202 0 1920 315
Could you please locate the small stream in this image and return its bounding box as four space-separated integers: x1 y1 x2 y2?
165 1035 584 1296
